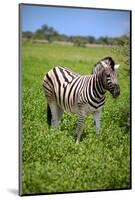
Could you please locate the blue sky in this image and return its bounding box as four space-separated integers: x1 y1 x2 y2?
21 4 130 38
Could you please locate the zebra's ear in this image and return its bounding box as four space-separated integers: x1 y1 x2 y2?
114 64 120 69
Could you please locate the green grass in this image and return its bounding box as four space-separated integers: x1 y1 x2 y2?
21 41 131 195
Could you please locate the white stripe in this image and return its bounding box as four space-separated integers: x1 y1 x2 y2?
100 61 108 68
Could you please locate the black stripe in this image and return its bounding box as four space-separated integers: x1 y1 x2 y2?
46 74 54 88
96 101 105 108
98 74 105 93
65 70 76 79
43 79 53 90
81 77 89 103
53 68 61 105
43 84 53 94
96 76 105 95
85 80 97 108
88 78 102 104
73 78 84 102
63 85 67 110
59 68 70 83
87 97 105 109
85 77 105 109
46 73 57 98
92 76 102 99
67 77 80 108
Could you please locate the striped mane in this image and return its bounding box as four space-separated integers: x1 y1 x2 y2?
92 57 115 74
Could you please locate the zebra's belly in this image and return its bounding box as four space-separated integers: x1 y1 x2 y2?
86 103 103 113
59 102 103 115
57 102 79 113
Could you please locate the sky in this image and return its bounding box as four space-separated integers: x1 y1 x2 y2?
20 4 130 38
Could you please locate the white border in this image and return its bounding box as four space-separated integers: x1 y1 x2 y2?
0 0 134 199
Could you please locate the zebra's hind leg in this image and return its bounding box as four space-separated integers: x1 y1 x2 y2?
57 106 64 125
48 101 63 128
93 110 101 134
75 115 86 144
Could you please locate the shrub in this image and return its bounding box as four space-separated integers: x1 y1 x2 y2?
113 35 130 66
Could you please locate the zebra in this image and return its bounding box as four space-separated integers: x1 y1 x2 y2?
43 57 120 144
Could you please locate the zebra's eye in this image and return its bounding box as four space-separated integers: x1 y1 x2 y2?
106 74 110 78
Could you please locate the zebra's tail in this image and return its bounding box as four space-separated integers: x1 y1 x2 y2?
47 103 52 127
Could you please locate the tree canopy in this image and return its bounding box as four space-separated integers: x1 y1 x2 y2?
22 24 130 47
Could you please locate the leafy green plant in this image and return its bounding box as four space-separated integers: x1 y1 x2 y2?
113 35 130 66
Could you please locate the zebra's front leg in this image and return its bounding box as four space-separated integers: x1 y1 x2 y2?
93 110 101 134
75 115 86 144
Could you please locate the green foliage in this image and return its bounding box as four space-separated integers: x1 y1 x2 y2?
113 35 130 66
22 31 33 40
118 104 130 133
73 38 86 47
21 42 131 195
33 29 45 40
70 36 87 47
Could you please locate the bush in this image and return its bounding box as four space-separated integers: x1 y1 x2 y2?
73 39 86 47
118 106 130 133
113 35 130 66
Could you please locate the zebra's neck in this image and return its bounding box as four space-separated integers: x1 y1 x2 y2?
93 73 106 98
79 74 106 109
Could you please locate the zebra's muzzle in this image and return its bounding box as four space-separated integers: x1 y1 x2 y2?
111 84 120 98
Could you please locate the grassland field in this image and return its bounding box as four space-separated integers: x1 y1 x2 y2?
21 41 131 195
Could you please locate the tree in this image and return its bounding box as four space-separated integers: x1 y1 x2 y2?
113 35 130 66
71 36 87 47
97 36 109 45
87 36 96 44
22 31 33 40
41 25 58 43
120 35 130 65
33 29 44 39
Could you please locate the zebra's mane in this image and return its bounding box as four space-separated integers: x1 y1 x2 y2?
92 57 115 74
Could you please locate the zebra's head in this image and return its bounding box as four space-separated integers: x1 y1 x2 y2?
94 57 120 98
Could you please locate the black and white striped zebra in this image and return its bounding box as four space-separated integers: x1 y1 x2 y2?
43 57 120 144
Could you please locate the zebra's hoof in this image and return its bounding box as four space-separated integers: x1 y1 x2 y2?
96 129 102 135
75 140 80 144
74 132 77 137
